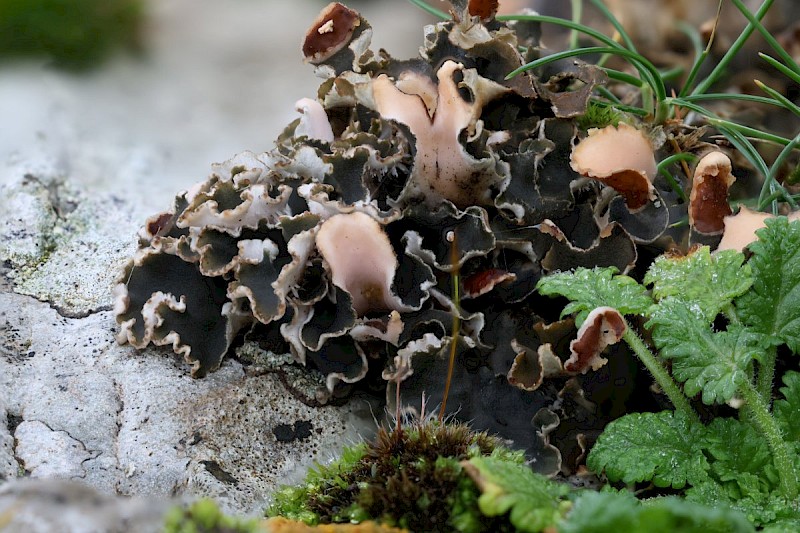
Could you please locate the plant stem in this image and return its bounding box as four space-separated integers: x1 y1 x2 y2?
569 0 582 50
739 378 799 500
622 325 698 421
756 344 778 403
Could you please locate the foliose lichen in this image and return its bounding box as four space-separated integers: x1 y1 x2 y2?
114 1 713 470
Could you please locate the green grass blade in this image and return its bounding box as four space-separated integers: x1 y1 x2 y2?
692 0 775 95
730 0 800 77
754 80 800 117
507 46 666 102
758 134 800 211
759 53 800 85
570 0 583 50
656 153 697 203
496 14 626 51
405 0 450 20
682 93 783 108
590 98 649 116
588 0 637 52
601 67 644 87
595 86 623 105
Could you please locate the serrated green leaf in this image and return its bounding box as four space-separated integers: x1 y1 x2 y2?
705 418 779 494
559 491 754 533
774 371 800 441
537 267 653 325
687 481 800 528
646 300 763 404
587 411 711 489
737 217 800 351
644 247 752 323
466 456 569 533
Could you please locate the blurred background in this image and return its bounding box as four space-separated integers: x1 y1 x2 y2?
2 0 798 216
0 1 432 215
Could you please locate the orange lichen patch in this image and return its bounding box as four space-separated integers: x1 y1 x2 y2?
689 151 736 235
566 307 626 373
469 0 499 20
462 268 516 298
570 123 657 211
316 212 402 315
302 3 361 64
716 206 800 252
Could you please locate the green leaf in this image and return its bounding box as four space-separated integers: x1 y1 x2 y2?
774 371 800 441
705 418 779 494
587 411 710 488
537 267 653 325
559 491 754 533
737 217 800 351
466 456 570 533
644 247 752 322
687 481 800 529
646 300 763 404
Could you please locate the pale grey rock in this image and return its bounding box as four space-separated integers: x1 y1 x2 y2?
14 420 94 479
0 399 16 482
0 2 427 528
0 169 139 317
0 170 377 521
0 478 167 533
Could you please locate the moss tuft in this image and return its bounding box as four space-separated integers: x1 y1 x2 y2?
163 499 262 533
267 420 520 532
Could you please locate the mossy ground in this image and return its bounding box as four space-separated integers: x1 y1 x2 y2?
267 420 520 532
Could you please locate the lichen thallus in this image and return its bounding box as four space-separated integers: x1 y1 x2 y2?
390 231 460 429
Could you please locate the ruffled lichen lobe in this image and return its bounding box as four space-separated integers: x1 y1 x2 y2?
689 151 736 235
570 122 657 211
315 212 402 315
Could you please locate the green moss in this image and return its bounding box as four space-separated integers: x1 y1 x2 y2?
267 421 519 532
163 499 261 533
575 101 629 130
0 0 143 69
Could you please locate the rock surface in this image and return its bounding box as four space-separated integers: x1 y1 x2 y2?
0 166 378 523
0 2 430 529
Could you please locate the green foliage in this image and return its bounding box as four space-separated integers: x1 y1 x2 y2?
586 411 710 489
575 101 627 130
163 499 261 533
0 0 143 69
644 248 752 323
266 421 515 532
538 220 800 529
647 303 764 404
559 491 754 533
536 267 652 325
774 371 800 441
737 217 800 352
466 455 571 533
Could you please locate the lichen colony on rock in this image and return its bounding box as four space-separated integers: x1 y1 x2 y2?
114 1 716 473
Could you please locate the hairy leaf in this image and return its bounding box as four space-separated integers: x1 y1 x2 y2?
687 481 800 528
587 411 710 488
774 371 800 442
537 267 653 325
644 247 752 323
560 491 754 533
737 217 800 351
705 418 779 494
647 300 763 404
466 455 570 533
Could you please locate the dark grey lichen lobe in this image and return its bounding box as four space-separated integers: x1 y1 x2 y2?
115 2 690 468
